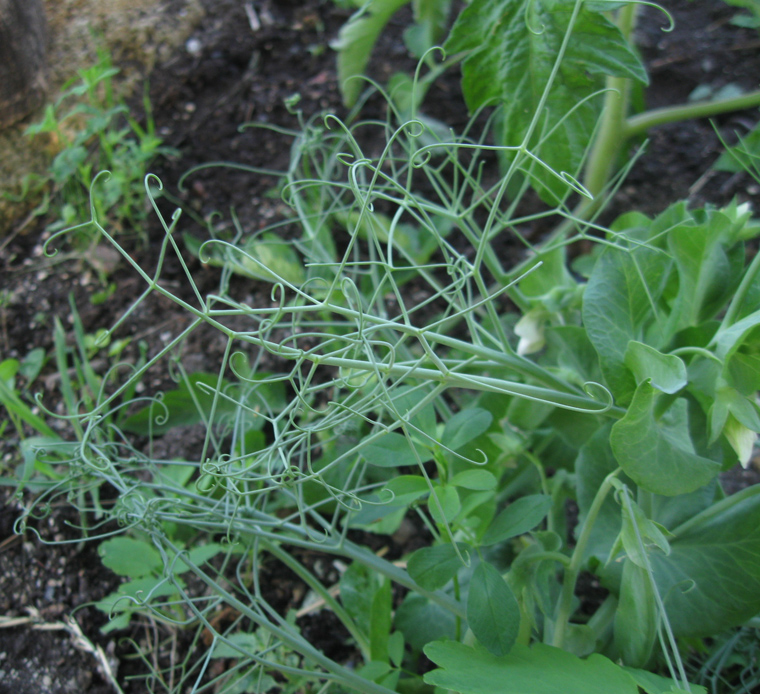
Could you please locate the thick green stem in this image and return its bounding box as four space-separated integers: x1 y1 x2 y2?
583 75 631 198
624 89 760 140
582 3 639 198
552 469 620 649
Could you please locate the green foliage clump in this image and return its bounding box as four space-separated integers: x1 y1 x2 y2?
6 3 760 694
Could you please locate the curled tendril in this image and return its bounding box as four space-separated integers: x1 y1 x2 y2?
582 381 614 412
525 0 546 35
404 119 425 140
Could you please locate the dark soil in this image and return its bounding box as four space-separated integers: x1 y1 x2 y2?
2 0 760 691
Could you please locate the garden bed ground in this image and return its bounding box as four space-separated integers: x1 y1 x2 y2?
2 0 760 692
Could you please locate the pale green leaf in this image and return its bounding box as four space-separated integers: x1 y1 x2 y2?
98 537 162 578
623 342 687 394
610 382 720 496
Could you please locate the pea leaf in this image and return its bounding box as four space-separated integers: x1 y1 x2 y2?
442 408 493 451
583 232 672 403
362 431 433 467
466 561 520 656
428 484 461 524
395 594 458 651
98 537 163 578
623 341 687 394
424 641 640 693
444 0 646 202
451 469 497 491
610 382 720 496
333 0 410 107
407 543 468 591
650 485 760 637
481 494 552 546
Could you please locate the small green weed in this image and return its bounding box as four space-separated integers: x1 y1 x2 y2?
20 47 177 246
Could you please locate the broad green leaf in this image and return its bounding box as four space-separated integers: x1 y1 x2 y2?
623 342 687 394
98 537 163 578
481 494 552 546
649 485 760 637
444 0 646 202
614 560 657 667
407 543 468 590
380 474 430 505
349 497 407 534
395 593 457 651
466 561 520 656
362 431 433 467
450 469 497 491
424 641 639 693
623 667 707 694
187 233 306 285
666 208 744 329
583 239 672 402
19 348 46 383
333 0 410 107
610 382 720 496
428 484 461 524
711 307 760 363
518 247 575 299
544 325 602 387
442 408 492 451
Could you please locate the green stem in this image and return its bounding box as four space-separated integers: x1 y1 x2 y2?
262 540 372 661
583 3 639 198
624 89 760 140
583 75 631 198
552 469 620 649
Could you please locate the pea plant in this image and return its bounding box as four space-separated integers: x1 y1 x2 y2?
13 2 760 694
334 0 760 206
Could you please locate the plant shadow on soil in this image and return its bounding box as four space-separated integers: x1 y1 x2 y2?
1 0 760 691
